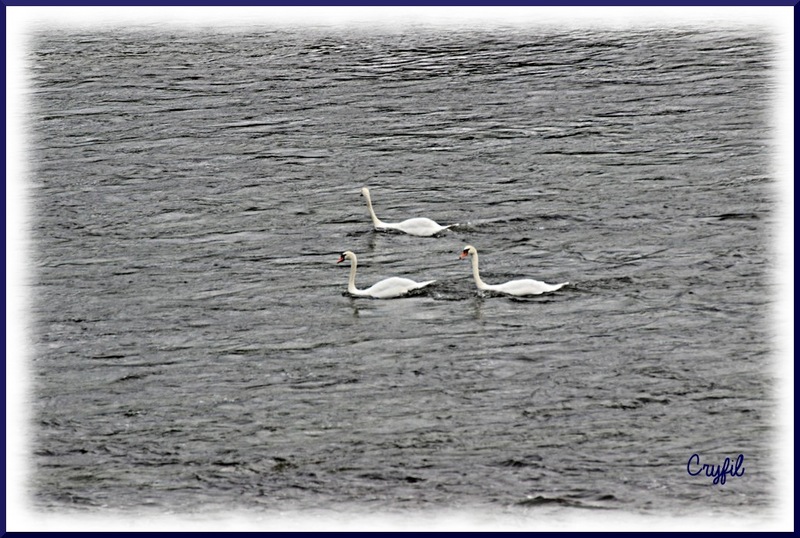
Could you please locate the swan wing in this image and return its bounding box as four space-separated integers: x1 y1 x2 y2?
364 277 436 298
490 279 568 296
395 217 448 237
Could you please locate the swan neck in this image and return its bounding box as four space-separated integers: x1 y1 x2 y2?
471 252 490 290
363 191 385 228
347 255 360 294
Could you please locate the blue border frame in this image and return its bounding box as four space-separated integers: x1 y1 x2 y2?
3 2 796 534
1 1 799 5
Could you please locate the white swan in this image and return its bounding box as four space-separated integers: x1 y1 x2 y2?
337 251 436 299
361 187 453 237
458 245 568 296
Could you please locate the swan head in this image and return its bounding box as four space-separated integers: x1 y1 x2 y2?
337 250 356 264
459 245 476 260
360 187 370 198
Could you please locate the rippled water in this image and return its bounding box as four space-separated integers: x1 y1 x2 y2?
22 21 782 527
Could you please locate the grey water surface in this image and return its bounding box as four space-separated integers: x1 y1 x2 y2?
27 24 779 522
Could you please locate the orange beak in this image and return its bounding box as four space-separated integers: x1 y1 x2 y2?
458 250 469 260
337 255 345 263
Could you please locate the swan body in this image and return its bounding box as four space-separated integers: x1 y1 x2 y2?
458 245 568 296
337 251 436 299
361 187 453 237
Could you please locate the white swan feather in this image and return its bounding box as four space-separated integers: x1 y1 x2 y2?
361 187 452 237
458 245 568 296
337 251 436 299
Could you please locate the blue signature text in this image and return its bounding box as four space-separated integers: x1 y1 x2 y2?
687 453 745 485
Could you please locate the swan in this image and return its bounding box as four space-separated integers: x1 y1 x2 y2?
458 245 568 296
337 251 436 299
361 187 453 237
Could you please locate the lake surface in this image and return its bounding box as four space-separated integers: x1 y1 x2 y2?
23 21 782 528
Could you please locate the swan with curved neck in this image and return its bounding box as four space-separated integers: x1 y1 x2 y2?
361 187 453 237
337 251 436 299
458 245 568 296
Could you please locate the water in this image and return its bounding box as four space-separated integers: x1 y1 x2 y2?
24 22 780 527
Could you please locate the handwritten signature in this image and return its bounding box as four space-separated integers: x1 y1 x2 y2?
687 453 745 485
